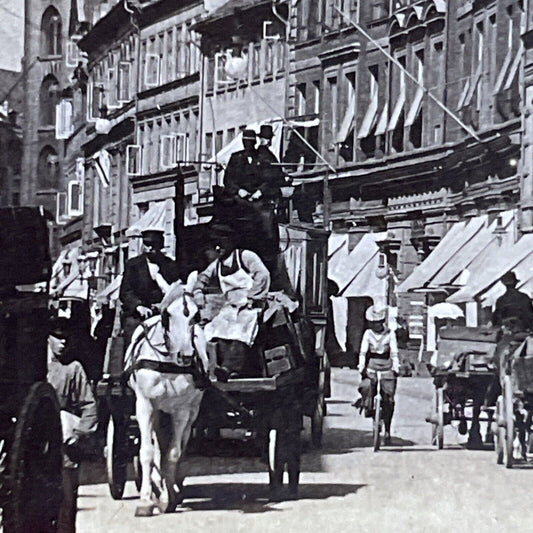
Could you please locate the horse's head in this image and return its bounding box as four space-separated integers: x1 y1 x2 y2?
159 274 199 356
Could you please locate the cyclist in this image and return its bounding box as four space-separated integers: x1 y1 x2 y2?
357 305 399 445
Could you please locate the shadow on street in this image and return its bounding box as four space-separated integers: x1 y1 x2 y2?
181 482 366 513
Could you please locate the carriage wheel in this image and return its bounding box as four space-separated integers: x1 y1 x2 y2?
311 393 324 449
494 396 504 465
503 375 515 469
4 382 62 533
106 416 128 500
373 395 382 452
431 388 444 450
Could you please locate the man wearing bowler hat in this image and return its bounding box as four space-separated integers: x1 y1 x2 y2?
119 228 181 346
223 128 262 201
492 270 533 331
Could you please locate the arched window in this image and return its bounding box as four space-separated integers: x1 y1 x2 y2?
39 75 60 126
41 6 62 57
38 146 59 190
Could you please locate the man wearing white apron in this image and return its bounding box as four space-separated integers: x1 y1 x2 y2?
193 225 270 379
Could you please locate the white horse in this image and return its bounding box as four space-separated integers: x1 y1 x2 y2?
125 277 209 516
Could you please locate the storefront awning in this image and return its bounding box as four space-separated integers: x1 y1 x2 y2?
336 96 356 144
397 215 487 293
95 274 122 305
429 211 515 288
448 232 533 304
330 233 387 300
126 199 174 238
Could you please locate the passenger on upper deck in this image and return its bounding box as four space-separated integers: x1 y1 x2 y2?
192 225 270 380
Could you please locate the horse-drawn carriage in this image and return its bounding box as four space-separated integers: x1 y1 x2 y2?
97 220 330 510
493 333 533 467
0 207 63 532
427 326 500 449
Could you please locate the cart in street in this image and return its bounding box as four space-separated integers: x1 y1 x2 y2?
427 326 500 449
0 207 63 532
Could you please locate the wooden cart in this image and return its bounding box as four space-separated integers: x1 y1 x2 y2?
0 207 63 533
427 326 500 449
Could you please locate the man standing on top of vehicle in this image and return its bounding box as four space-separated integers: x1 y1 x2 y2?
47 317 97 533
119 228 181 346
192 224 270 381
491 271 533 331
256 124 286 203
223 128 261 201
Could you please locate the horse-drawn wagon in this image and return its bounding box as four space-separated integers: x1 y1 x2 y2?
427 326 500 449
0 207 63 532
98 220 330 509
493 333 533 467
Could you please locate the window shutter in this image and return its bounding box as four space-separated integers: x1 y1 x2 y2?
67 180 83 216
55 99 73 139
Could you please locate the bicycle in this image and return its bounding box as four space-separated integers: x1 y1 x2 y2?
366 368 396 451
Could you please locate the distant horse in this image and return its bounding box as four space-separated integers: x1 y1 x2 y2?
124 277 209 516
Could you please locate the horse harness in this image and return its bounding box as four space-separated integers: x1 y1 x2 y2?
125 292 205 379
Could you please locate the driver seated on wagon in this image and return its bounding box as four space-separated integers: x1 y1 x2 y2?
192 224 272 381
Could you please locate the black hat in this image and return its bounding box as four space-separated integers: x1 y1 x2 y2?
210 224 235 245
141 228 164 239
501 271 518 285
259 125 274 139
242 129 257 141
49 317 70 339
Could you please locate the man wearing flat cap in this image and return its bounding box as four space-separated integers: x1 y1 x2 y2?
119 228 181 346
492 270 533 331
47 317 97 533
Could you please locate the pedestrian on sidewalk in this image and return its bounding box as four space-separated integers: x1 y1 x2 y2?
47 317 98 533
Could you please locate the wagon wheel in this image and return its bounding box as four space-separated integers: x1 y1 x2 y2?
373 394 382 452
431 387 444 450
106 416 128 500
4 382 62 533
494 396 504 465
502 375 515 469
311 393 324 449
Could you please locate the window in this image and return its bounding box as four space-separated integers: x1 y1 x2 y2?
145 53 160 87
338 71 356 160
327 76 338 137
118 62 131 102
312 81 321 114
308 0 323 39
160 135 176 169
66 38 83 67
204 132 213 159
39 75 60 126
295 83 306 116
265 41 274 77
166 28 175 81
358 65 379 140
37 146 59 190
88 65 105 120
252 44 261 80
41 6 62 57
227 128 236 144
388 55 406 152
55 98 74 139
474 22 484 110
106 64 118 108
176 133 189 162
215 130 224 155
67 181 83 216
126 145 142 176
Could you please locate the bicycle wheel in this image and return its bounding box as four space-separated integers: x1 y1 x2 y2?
373 395 382 452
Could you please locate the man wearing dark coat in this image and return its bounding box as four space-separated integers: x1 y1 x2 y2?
256 124 286 202
223 129 262 199
492 271 533 331
119 229 181 346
